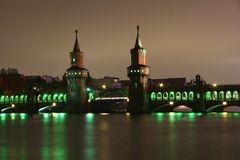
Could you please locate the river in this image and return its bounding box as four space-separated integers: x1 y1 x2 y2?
0 112 240 160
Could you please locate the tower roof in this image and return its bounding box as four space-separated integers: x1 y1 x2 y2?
73 30 81 52
134 25 143 48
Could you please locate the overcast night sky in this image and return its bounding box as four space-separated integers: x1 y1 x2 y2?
0 0 240 84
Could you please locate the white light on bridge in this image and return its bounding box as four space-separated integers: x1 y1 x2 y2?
222 101 227 106
169 101 174 105
52 102 57 107
11 104 15 108
102 85 106 89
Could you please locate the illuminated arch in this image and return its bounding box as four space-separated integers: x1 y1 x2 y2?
58 94 64 102
212 91 218 101
169 92 175 101
10 95 14 104
226 91 232 101
42 94 48 103
19 95 24 103
37 95 42 103
14 95 19 104
163 92 168 101
157 92 162 101
47 94 52 103
0 96 5 104
63 94 67 102
5 96 9 104
182 92 188 101
24 95 28 103
205 91 211 101
173 105 192 112
219 91 225 101
150 92 157 101
188 91 194 101
53 94 58 102
233 91 239 101
176 92 181 101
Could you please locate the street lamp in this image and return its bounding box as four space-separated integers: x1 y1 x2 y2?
222 101 227 106
159 83 164 87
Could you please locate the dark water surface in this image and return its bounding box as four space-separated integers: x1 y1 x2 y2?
1 112 240 160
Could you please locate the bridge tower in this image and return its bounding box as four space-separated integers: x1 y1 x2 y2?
66 30 89 112
127 26 150 113
194 74 206 112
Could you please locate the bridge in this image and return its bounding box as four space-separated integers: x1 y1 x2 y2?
150 84 240 112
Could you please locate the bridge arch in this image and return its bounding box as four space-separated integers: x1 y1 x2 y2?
233 91 239 101
173 105 193 112
219 91 225 101
157 92 162 101
212 91 218 101
169 91 175 101
205 91 211 101
188 91 194 101
224 105 240 112
226 91 232 101
182 92 187 101
163 92 168 101
150 92 157 101
176 92 181 101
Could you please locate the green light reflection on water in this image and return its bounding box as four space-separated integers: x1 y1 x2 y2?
187 112 196 122
41 113 67 160
84 113 96 160
0 113 7 121
19 113 27 120
10 113 16 120
86 113 94 122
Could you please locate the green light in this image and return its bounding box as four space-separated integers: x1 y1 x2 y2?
20 113 27 120
176 92 181 101
0 114 7 121
59 113 66 118
233 91 239 101
182 92 188 101
150 92 157 101
219 91 225 101
43 113 50 119
205 91 212 101
163 92 168 101
169 91 175 101
188 91 194 101
188 113 195 121
86 113 94 122
156 113 163 122
157 92 162 101
10 113 16 120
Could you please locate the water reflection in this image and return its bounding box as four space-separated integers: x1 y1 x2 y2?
1 113 240 160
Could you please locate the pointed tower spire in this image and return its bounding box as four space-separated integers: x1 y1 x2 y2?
73 30 81 52
134 25 143 48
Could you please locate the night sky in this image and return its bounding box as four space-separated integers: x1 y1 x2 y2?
1 0 240 84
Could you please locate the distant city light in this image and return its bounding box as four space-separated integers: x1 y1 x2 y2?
213 83 217 87
11 104 15 107
169 101 174 105
159 83 164 87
